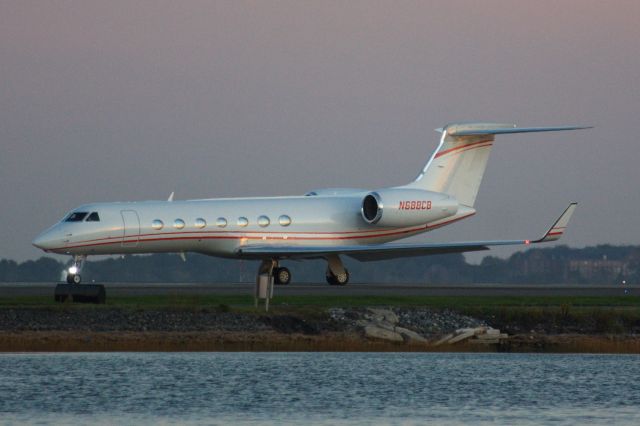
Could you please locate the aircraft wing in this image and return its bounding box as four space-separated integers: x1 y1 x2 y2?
236 203 577 261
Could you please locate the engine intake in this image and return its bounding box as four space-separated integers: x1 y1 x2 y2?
361 188 458 227
362 193 382 223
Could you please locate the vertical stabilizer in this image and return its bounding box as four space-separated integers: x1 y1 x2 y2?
404 122 590 207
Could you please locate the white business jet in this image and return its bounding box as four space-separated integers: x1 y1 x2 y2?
33 122 587 285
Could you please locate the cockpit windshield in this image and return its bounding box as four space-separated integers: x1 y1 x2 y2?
86 212 100 222
64 212 88 222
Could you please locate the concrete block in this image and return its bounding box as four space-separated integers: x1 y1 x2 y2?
469 338 500 345
434 333 455 346
448 329 477 344
395 326 428 343
364 325 404 342
366 308 399 325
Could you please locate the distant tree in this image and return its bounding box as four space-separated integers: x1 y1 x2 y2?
2 245 639 284
0 259 19 281
0 257 63 282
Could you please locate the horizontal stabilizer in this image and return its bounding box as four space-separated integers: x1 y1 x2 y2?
443 123 592 137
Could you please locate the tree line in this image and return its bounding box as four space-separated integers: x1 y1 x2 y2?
1 245 638 284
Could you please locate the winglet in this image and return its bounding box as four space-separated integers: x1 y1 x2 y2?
533 203 578 243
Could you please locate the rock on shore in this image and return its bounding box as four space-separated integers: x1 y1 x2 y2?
2 306 638 353
328 307 487 343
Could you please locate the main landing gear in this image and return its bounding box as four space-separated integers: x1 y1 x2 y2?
66 255 86 284
274 266 291 285
253 254 349 295
253 255 355 311
325 254 349 286
326 269 350 286
254 255 350 287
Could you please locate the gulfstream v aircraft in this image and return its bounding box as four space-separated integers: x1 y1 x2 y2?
33 122 587 285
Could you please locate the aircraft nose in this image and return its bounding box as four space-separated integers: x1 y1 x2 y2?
32 229 58 251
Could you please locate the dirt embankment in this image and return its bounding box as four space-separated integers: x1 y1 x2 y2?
0 306 638 353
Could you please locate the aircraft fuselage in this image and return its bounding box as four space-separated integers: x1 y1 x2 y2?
33 192 467 258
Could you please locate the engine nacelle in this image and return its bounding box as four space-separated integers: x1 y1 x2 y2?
361 188 458 227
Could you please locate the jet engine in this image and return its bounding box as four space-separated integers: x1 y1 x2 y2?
361 188 458 227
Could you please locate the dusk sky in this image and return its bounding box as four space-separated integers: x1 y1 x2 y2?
1 1 639 262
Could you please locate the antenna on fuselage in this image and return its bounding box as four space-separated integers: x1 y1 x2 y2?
167 192 175 202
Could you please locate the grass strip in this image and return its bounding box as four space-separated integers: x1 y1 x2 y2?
0 294 638 308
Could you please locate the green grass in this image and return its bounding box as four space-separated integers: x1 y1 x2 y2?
0 296 54 306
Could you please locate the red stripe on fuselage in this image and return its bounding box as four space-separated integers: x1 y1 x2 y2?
55 213 476 252
58 226 427 250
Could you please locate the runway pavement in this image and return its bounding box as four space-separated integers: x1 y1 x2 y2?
0 282 637 297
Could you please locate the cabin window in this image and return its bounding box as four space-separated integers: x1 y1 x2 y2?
257 215 270 227
278 215 292 226
86 212 100 222
173 219 185 229
195 218 206 229
65 212 88 222
237 217 249 227
152 219 164 230
216 217 227 228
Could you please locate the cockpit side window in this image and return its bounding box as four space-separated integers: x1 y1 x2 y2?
86 212 100 222
65 212 88 222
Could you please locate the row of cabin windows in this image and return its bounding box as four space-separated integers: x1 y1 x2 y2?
151 215 292 231
65 212 100 222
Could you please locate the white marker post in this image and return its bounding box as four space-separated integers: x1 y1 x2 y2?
255 260 276 311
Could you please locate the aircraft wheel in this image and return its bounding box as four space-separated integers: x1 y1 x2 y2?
67 274 81 284
274 267 291 285
326 269 349 286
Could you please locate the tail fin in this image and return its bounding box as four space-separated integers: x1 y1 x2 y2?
404 122 590 207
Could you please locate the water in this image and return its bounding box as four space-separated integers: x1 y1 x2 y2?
0 353 638 425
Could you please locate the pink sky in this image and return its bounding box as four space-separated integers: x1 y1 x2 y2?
1 1 639 260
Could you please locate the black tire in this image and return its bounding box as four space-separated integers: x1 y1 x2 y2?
274 267 291 285
72 274 81 284
326 274 337 286
66 274 74 284
335 270 349 286
326 269 349 286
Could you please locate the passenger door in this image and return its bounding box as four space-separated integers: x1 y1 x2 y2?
120 210 140 247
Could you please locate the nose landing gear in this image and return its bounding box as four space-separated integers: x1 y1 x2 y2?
66 255 86 284
56 255 105 304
